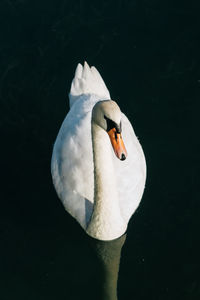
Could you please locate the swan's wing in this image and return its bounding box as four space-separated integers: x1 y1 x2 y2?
51 95 97 229
114 113 146 224
69 62 110 108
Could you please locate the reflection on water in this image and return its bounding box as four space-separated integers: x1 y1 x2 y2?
88 234 127 300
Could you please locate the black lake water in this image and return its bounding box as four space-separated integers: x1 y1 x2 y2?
1 1 200 299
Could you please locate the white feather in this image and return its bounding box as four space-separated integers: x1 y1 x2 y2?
69 62 110 108
51 62 146 239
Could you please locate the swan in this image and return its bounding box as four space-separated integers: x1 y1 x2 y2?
51 62 146 241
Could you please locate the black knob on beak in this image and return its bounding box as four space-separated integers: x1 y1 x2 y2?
120 153 126 161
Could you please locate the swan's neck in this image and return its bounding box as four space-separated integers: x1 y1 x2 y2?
86 123 126 241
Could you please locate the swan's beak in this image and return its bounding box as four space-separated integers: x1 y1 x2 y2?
107 128 127 161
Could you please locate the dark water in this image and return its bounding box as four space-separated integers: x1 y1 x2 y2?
0 1 200 299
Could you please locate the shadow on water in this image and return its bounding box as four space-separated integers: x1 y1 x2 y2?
88 233 127 300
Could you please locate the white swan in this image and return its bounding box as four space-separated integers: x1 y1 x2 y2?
51 62 146 241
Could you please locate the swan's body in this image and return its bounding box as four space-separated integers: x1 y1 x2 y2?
51 62 146 241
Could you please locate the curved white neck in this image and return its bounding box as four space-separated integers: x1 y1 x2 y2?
86 123 126 241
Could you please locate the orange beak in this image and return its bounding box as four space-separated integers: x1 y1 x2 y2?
107 128 127 160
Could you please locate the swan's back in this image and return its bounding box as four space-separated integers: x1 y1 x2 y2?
51 62 146 230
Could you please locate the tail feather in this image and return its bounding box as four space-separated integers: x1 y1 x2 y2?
69 62 110 108
74 63 83 79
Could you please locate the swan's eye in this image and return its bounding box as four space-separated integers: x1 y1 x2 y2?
104 115 116 132
104 115 121 133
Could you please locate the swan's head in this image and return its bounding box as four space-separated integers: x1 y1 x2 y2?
92 100 127 161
